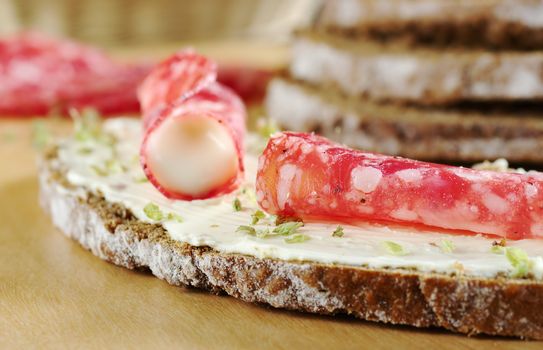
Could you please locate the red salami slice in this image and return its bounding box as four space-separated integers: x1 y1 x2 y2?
217 65 273 104
139 51 246 200
256 132 543 240
60 64 151 115
138 50 216 124
0 32 149 116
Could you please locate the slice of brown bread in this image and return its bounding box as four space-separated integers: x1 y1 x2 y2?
266 77 543 163
39 140 543 340
291 31 543 105
316 0 543 50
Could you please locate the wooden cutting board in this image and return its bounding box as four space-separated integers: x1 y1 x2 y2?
0 42 541 349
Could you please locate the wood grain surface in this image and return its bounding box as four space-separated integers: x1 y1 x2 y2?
1 43 542 349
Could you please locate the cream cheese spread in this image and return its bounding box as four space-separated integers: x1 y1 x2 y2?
56 118 543 279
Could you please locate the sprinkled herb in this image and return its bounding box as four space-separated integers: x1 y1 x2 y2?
237 225 271 238
90 159 124 177
284 233 310 244
134 175 149 183
493 238 507 247
72 109 101 142
233 198 242 212
505 247 532 278
251 210 266 225
273 221 303 236
77 147 93 155
237 220 304 240
490 238 508 254
71 108 115 146
381 241 408 256
274 215 302 225
143 203 163 221
167 212 183 223
255 228 272 238
236 225 256 235
439 239 455 253
258 118 279 138
490 245 505 254
90 165 108 177
332 225 344 237
210 224 220 228
32 120 50 149
105 159 124 174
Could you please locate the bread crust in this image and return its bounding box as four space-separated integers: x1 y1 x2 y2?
39 155 543 339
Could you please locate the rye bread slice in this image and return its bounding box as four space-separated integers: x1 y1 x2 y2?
39 145 543 340
266 78 543 163
316 0 543 50
291 31 543 105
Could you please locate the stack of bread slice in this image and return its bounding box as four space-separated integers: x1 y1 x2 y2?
266 0 543 163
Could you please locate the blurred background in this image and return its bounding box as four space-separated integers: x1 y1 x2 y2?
3 0 543 167
0 0 320 46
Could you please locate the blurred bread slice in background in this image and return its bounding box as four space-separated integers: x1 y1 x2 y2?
267 78 543 163
316 0 543 50
291 30 543 105
265 0 543 165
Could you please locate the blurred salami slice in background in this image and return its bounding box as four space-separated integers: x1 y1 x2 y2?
257 132 543 240
217 65 273 104
0 32 274 117
0 32 150 117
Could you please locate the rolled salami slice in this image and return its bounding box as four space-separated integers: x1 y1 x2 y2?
256 132 543 239
139 51 246 200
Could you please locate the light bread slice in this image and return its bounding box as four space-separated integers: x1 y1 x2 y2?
39 119 543 339
266 78 543 163
316 0 543 50
291 31 543 105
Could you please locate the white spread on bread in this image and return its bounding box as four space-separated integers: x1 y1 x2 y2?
145 115 238 197
56 118 543 279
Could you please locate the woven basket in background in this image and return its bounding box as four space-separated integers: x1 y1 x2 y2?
0 0 320 46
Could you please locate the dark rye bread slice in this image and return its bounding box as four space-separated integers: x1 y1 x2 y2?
266 78 543 163
316 0 543 50
39 147 543 340
291 30 543 105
